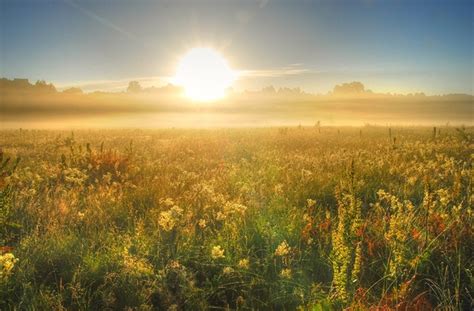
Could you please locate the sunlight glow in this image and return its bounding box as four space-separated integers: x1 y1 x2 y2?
173 48 236 101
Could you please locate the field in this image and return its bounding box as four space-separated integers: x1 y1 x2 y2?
0 127 472 310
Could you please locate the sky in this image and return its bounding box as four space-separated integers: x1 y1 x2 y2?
0 0 473 95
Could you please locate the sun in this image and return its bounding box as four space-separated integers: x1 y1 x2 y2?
173 48 236 101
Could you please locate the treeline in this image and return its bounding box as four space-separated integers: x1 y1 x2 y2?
0 78 180 97
0 78 58 94
1 77 472 126
2 77 472 99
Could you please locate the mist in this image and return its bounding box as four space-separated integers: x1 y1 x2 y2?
1 78 472 128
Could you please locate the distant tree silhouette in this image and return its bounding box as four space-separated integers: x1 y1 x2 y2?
278 87 302 95
0 78 58 93
63 87 83 94
127 81 142 93
262 86 276 93
333 81 366 95
0 78 33 91
35 80 57 93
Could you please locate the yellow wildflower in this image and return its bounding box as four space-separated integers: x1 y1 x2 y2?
77 211 85 220
223 267 234 275
168 260 182 270
158 205 183 232
280 268 292 278
275 240 291 257
211 245 225 259
216 211 226 221
158 210 176 231
198 219 207 229
161 197 175 207
238 258 250 269
0 253 19 278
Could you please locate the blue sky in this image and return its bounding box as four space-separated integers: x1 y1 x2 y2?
1 0 472 94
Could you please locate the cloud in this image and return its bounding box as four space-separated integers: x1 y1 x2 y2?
238 64 313 78
56 76 171 92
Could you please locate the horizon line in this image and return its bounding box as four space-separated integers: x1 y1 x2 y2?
2 76 473 97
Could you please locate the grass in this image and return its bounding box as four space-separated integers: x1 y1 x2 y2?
0 126 472 310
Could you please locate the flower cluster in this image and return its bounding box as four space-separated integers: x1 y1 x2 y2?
211 245 225 259
158 205 184 232
275 240 291 257
0 253 18 279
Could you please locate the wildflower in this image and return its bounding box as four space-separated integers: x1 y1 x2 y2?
159 211 176 232
411 228 421 241
168 260 182 270
238 258 249 269
123 255 154 276
0 253 19 278
158 205 183 232
77 211 85 220
274 183 284 195
303 213 312 223
211 245 225 259
63 168 88 186
307 198 316 208
223 267 234 275
216 211 226 221
280 268 292 278
224 202 247 216
407 176 417 186
198 219 207 229
331 190 363 301
170 205 183 215
436 189 450 207
162 197 175 207
275 240 291 257
410 255 423 269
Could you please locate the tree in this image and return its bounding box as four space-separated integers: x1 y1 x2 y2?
0 78 32 91
127 81 142 93
333 82 365 95
35 80 57 93
62 87 83 94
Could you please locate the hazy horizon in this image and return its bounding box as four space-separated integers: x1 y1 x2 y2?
9 77 474 97
1 0 473 128
1 78 472 128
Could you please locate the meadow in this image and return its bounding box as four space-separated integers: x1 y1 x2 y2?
0 126 472 310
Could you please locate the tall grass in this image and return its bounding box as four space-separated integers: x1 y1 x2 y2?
0 127 472 309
